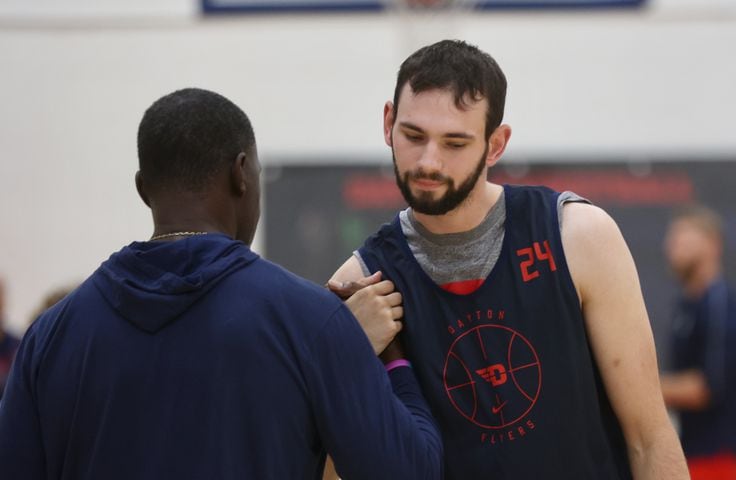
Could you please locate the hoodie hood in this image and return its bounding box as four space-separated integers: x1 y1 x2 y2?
94 233 257 333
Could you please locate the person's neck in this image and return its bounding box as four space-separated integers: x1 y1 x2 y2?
412 182 502 235
684 261 722 299
149 196 234 240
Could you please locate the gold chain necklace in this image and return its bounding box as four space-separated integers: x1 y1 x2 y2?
149 231 209 241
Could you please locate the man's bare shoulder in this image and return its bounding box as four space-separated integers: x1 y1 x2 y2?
330 255 366 284
561 201 619 241
560 202 629 301
561 201 628 269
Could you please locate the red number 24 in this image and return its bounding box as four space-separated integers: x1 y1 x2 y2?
516 240 557 282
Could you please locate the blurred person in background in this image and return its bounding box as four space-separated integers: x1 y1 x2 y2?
0 282 74 402
0 278 20 400
661 205 736 479
28 284 78 326
0 88 442 480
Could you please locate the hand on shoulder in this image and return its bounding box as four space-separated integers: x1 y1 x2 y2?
328 257 404 355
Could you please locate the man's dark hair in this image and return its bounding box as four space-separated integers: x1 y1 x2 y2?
137 88 255 193
393 39 507 139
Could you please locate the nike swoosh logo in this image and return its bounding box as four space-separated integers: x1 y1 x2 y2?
492 401 507 414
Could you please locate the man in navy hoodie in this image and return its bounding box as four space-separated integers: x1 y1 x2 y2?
0 88 443 480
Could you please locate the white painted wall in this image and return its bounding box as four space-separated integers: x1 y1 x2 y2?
0 0 735 334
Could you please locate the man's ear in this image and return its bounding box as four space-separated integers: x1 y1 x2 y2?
135 171 151 207
486 124 512 168
231 152 248 196
383 101 395 147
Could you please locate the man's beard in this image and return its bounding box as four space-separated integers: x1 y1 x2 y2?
393 145 488 215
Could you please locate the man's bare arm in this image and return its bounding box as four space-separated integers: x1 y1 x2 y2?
330 256 369 290
562 202 689 480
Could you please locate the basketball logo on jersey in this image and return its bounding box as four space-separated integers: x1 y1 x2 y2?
443 323 541 438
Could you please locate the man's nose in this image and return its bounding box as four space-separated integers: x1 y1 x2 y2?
416 142 442 172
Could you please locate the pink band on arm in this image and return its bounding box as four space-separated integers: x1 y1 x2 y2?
384 359 411 372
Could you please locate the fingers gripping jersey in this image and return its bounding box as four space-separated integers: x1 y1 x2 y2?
358 185 633 480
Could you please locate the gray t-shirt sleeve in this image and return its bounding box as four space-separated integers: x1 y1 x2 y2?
557 191 590 231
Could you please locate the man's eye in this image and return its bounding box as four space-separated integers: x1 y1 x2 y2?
405 134 423 142
448 143 467 149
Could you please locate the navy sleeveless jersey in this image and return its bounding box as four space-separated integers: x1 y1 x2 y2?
359 185 632 479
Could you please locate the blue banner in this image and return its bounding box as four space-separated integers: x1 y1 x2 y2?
203 0 645 14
